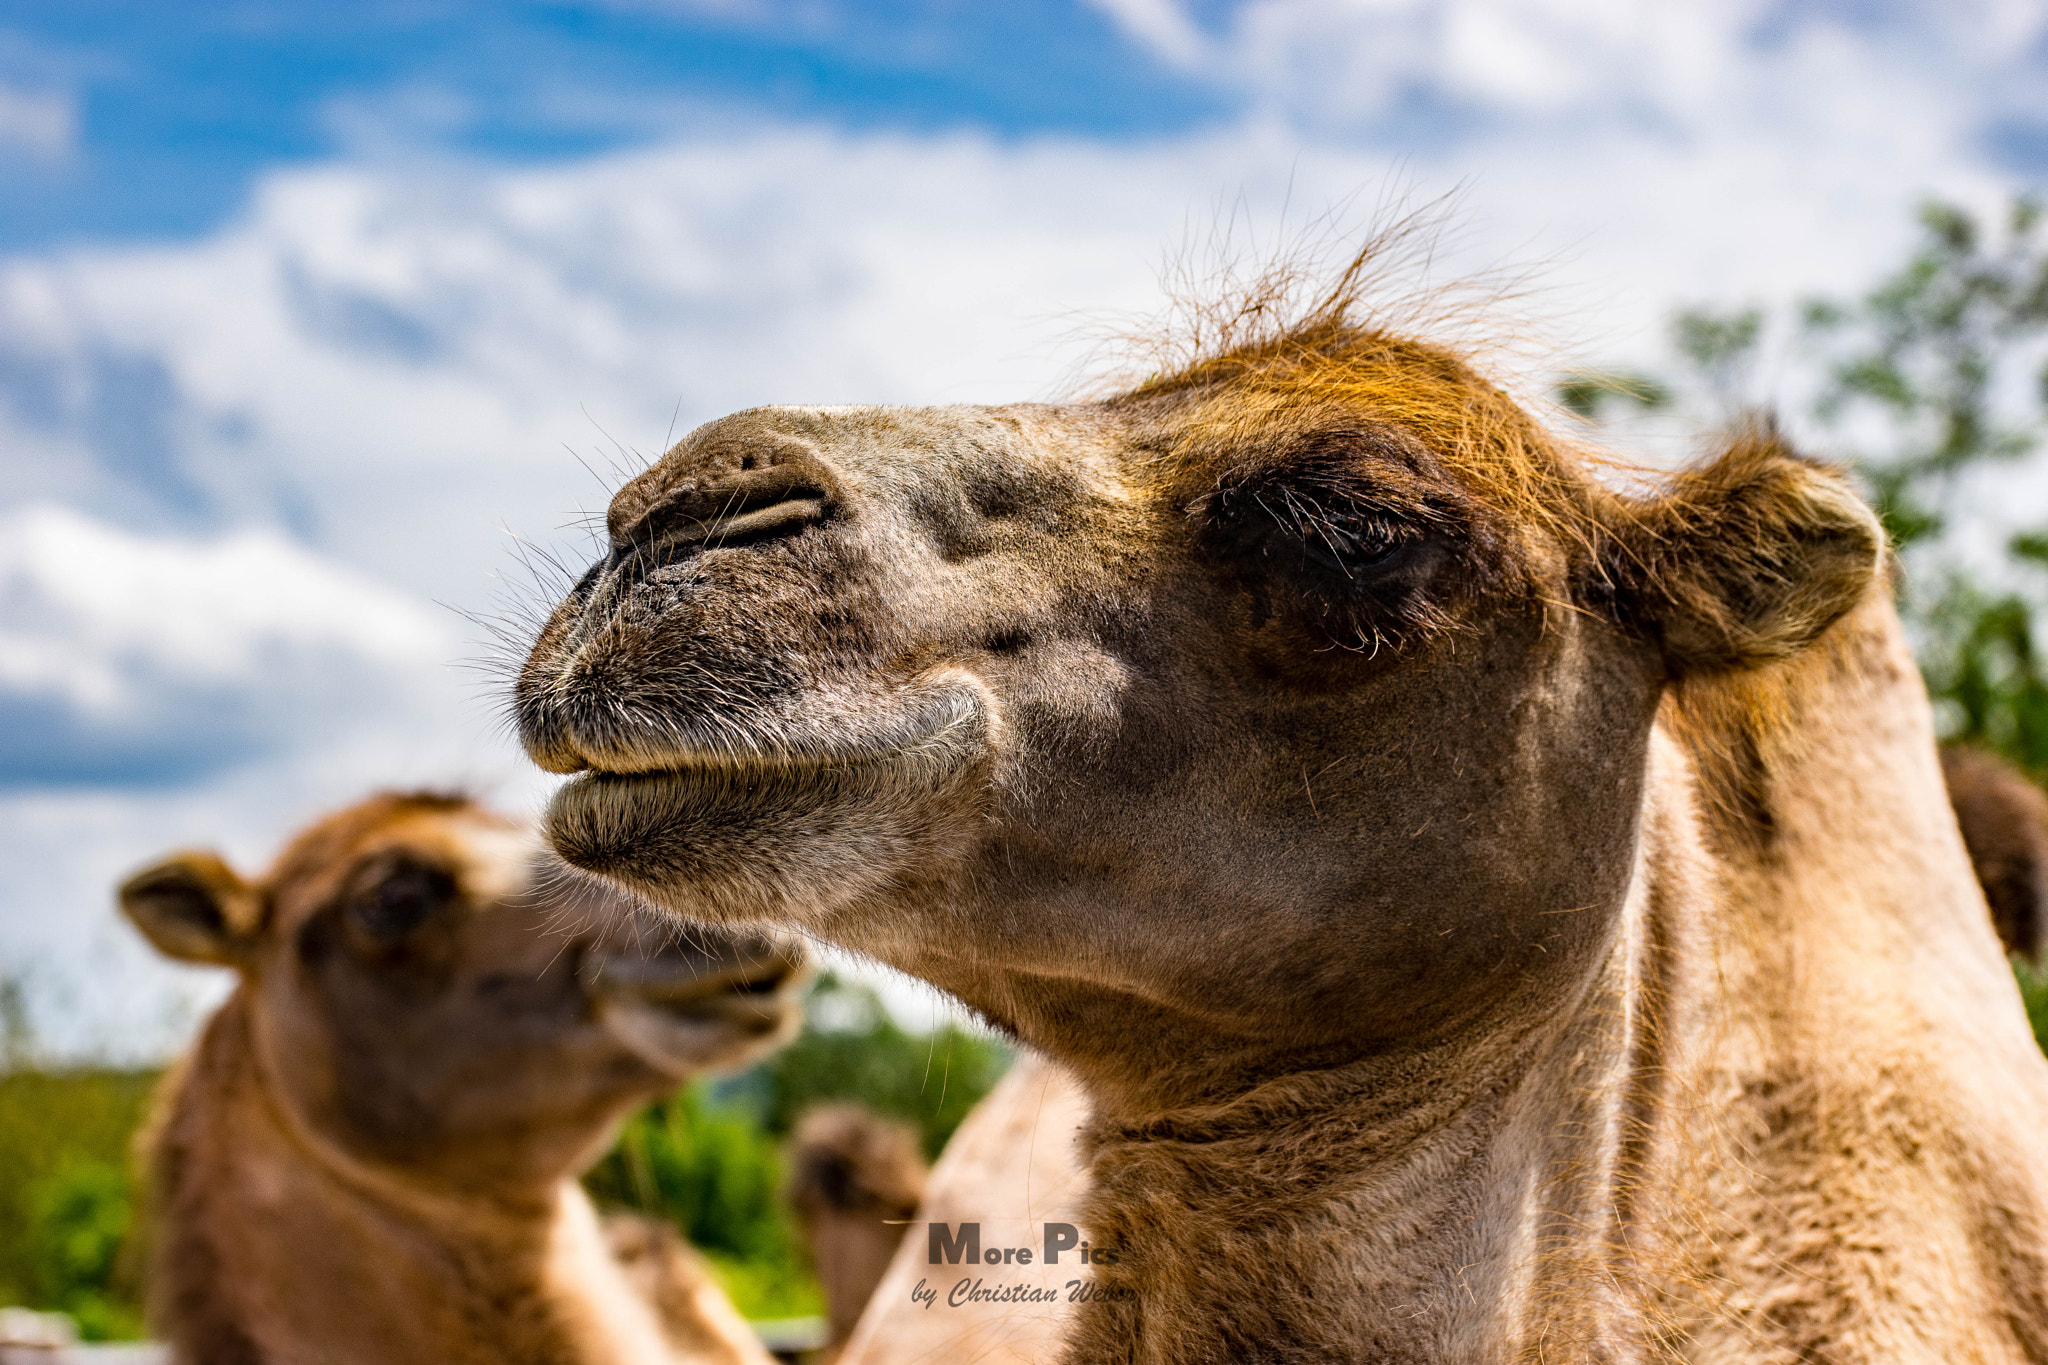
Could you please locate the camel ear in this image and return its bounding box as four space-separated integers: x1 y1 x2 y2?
1601 427 1883 675
119 851 264 967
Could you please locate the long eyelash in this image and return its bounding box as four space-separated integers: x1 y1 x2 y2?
1201 473 1475 654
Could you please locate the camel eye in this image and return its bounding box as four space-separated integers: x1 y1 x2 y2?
1297 529 1412 579
345 856 458 946
1191 453 1485 655
1200 477 1424 592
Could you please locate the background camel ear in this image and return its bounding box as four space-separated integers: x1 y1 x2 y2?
118 851 264 967
1602 428 1883 675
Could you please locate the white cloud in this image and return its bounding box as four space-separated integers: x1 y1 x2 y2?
1088 0 1213 70
0 505 455 788
1084 0 2048 199
0 504 444 713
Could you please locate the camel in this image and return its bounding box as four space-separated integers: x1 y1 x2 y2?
783 1104 929 1359
513 259 2048 1362
1942 744 2048 960
119 790 804 1365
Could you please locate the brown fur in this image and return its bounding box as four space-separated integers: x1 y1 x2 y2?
122 792 803 1365
783 1105 928 1357
1942 744 2048 960
513 251 2048 1362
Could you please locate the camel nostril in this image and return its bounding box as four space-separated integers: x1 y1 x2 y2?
609 463 835 562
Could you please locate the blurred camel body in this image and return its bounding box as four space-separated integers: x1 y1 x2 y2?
120 791 803 1365
783 1104 930 1359
1943 744 2048 960
836 1053 1089 1365
516 249 2048 1361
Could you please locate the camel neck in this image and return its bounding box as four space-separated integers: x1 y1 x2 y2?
1057 736 1710 1365
147 997 679 1365
1657 590 2048 1364
1051 590 2048 1365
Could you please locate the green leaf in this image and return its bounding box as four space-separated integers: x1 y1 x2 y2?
1553 371 1673 419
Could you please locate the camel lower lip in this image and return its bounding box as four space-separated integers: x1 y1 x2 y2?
541 677 994 896
568 682 988 786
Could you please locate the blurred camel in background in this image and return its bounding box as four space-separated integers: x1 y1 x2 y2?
1943 745 2048 961
834 1052 1090 1365
782 1104 927 1360
119 790 805 1365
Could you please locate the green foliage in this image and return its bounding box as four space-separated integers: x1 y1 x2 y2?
1672 304 1765 407
755 974 1011 1161
1804 198 2048 549
0 1067 156 1337
586 1085 787 1264
1915 567 2048 763
2019 960 2048 1049
583 1084 820 1320
1797 199 2048 773
0 976 31 1072
25 1160 142 1341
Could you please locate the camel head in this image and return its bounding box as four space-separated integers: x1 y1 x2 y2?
120 791 806 1192
515 323 1881 1103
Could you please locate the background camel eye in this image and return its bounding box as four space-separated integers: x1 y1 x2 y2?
345 857 459 945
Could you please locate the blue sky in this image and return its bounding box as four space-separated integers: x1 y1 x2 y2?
3 0 2047 1055
14 2 2044 252
0 1 1225 249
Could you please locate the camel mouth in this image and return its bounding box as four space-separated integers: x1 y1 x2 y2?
539 674 995 892
585 940 809 1073
583 940 803 1009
